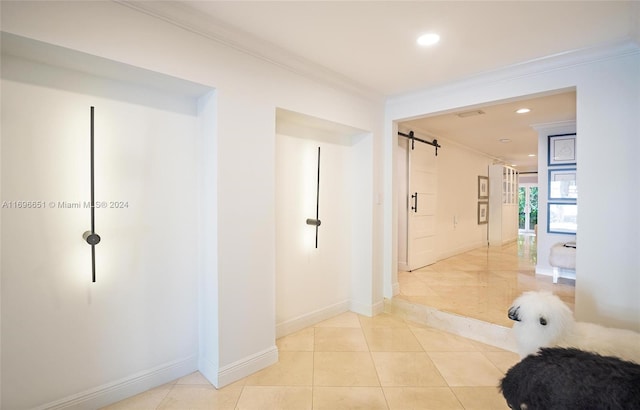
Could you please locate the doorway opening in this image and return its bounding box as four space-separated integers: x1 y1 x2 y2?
393 89 576 327
519 183 538 234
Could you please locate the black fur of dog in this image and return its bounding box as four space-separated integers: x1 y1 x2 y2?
500 347 640 410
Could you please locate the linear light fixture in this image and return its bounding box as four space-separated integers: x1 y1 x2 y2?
83 106 101 282
305 146 321 248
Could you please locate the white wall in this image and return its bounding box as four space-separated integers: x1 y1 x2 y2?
1 0 384 406
275 134 353 335
275 111 375 335
1 53 205 409
385 43 640 331
435 139 492 258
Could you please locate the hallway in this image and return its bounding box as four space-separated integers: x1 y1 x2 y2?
396 235 576 327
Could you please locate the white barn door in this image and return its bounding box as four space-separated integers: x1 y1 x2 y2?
407 140 438 271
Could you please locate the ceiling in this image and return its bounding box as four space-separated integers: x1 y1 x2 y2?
123 1 638 172
401 89 576 172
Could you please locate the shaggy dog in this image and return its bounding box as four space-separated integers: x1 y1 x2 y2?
508 291 640 363
500 347 640 410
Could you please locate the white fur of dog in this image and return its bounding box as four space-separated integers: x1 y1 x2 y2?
508 291 640 364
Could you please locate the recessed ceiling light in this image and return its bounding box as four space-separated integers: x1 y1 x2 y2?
417 33 440 47
528 154 536 157
511 164 517 167
499 138 511 143
516 108 531 114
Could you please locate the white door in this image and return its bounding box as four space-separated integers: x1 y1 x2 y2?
518 184 538 233
407 140 438 271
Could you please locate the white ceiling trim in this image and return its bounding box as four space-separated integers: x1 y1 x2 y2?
387 39 640 109
115 0 383 102
116 0 638 105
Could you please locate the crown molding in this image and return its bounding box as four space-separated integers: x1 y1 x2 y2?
387 39 640 106
114 1 383 102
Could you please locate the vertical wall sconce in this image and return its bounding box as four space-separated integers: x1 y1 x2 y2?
305 146 321 248
83 106 101 282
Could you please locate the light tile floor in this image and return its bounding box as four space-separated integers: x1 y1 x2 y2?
104 235 572 409
102 312 519 410
396 234 576 327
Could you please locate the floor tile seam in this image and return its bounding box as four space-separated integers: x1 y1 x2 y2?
156 379 190 410
364 324 427 353
378 384 393 410
154 380 178 409
476 350 509 376
406 322 466 354
420 385 467 410
427 351 507 390
365 330 392 409
311 326 316 407
422 347 484 354
312 382 384 388
312 385 391 409
232 383 246 410
380 329 449 388
314 326 368 351
427 359 453 389
402 346 464 388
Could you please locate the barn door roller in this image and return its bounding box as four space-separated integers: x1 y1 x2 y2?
398 130 441 156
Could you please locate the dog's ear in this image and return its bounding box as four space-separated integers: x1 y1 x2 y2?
539 316 547 326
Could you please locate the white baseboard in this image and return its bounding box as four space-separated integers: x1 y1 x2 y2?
372 300 385 316
198 356 219 388
350 299 385 317
216 346 278 388
276 300 350 338
437 240 487 261
34 355 197 410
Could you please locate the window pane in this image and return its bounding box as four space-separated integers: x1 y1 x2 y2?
529 187 538 230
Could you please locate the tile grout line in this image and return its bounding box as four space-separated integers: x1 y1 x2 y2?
311 326 315 410
407 322 497 410
360 315 392 410
154 379 175 410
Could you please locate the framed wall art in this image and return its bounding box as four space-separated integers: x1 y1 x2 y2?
477 202 488 225
548 168 577 200
548 133 576 166
547 202 577 234
478 175 489 200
